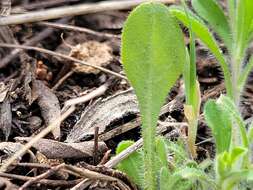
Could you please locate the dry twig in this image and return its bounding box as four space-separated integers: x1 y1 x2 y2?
40 22 120 39
0 43 126 79
0 106 75 172
19 163 65 190
0 0 176 25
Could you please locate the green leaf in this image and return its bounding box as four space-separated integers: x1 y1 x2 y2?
223 169 253 189
159 167 172 190
217 152 230 177
217 95 248 148
230 147 247 165
204 100 232 153
181 3 201 158
235 0 253 57
192 0 232 49
175 167 216 188
159 167 190 190
227 0 236 27
116 141 143 187
156 136 168 168
121 3 186 188
169 6 233 99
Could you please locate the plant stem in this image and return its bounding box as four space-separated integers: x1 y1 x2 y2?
142 123 156 190
187 120 198 158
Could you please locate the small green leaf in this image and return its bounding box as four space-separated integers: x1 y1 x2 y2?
122 3 186 188
230 147 247 165
169 6 233 99
204 100 232 153
192 0 232 49
116 141 143 187
217 152 230 177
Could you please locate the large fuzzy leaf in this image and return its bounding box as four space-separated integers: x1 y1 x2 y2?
204 100 232 153
121 2 185 188
169 6 233 99
192 0 232 49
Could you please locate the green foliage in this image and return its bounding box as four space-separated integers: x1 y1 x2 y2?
169 6 233 98
192 0 232 49
117 1 253 189
204 95 253 189
235 0 253 58
215 147 251 190
116 138 208 190
121 2 185 189
116 141 143 187
170 0 253 103
204 99 232 154
182 0 201 158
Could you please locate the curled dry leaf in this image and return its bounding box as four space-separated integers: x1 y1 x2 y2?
70 41 113 74
0 99 11 140
16 137 108 159
66 90 138 143
0 82 8 102
32 80 61 139
36 151 68 180
0 82 11 140
0 142 24 171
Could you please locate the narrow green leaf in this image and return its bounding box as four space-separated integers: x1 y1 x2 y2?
192 0 232 49
169 6 233 99
204 100 232 153
121 3 186 188
116 141 144 187
227 0 236 28
235 0 253 57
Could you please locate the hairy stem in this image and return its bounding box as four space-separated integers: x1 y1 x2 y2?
142 123 156 190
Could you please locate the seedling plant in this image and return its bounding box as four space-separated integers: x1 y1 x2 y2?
115 0 253 190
